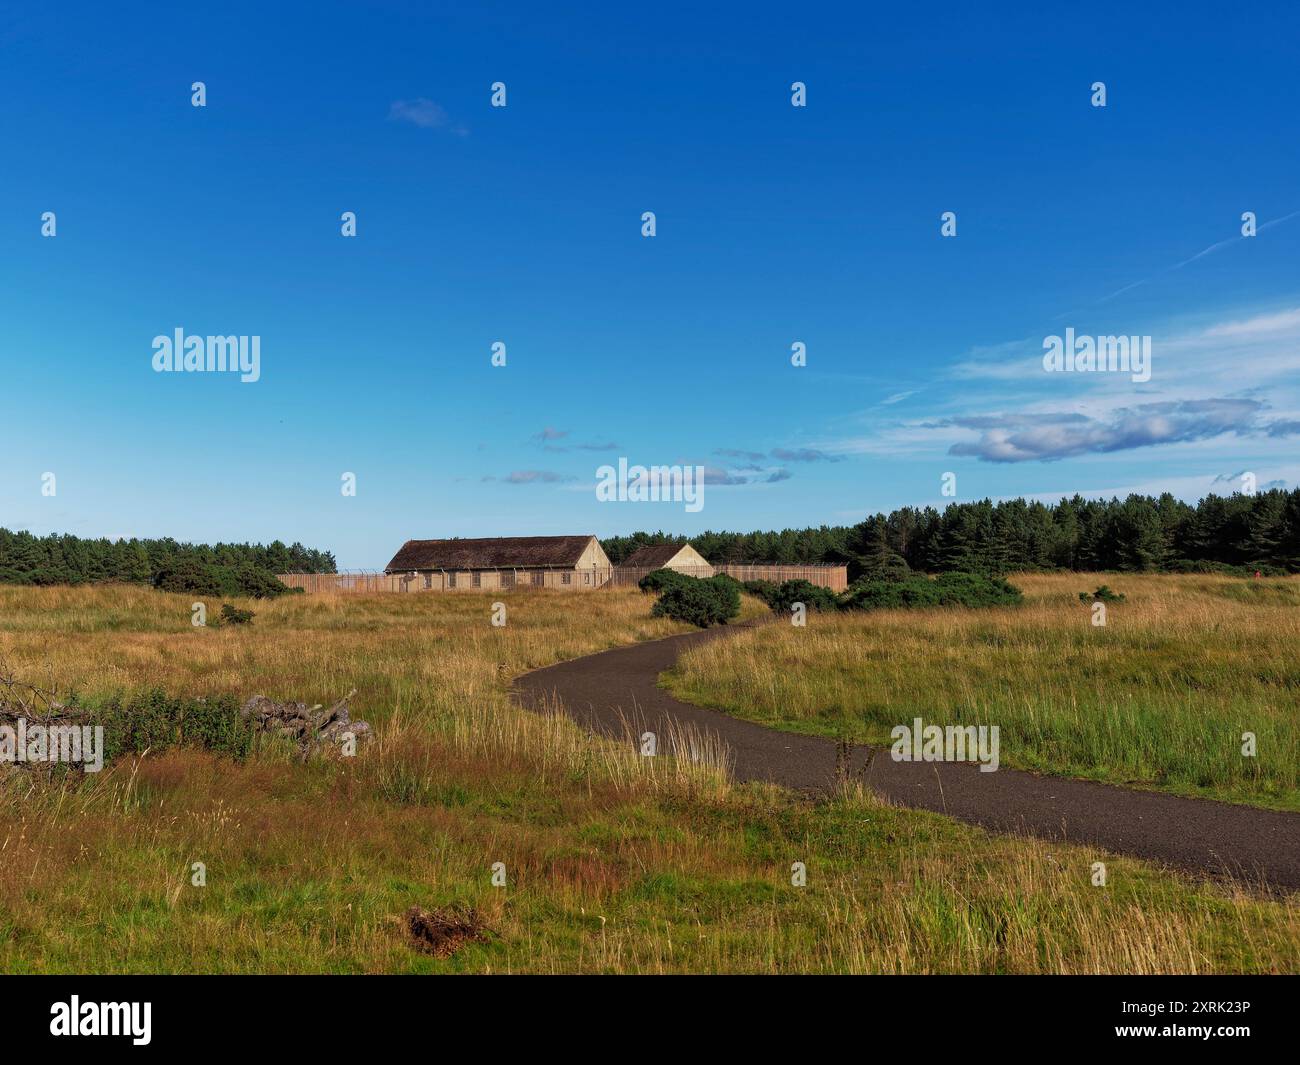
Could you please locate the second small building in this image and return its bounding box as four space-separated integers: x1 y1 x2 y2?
619 542 714 576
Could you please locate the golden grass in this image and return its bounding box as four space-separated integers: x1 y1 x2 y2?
0 581 1297 973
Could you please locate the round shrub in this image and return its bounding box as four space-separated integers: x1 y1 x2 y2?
153 559 292 600
766 579 840 614
650 575 741 627
638 568 695 594
231 563 293 599
710 572 744 593
153 559 224 597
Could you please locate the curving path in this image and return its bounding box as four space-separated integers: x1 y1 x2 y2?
513 623 1300 892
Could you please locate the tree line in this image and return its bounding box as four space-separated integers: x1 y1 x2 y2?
603 490 1300 577
4 488 1296 589
0 529 336 587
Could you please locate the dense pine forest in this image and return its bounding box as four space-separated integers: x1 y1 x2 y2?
3 489 1298 589
603 490 1300 578
0 530 336 586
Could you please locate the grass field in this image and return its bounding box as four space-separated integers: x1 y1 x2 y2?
667 573 1300 811
1 581 1297 973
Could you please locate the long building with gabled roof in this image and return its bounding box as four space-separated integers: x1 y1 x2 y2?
383 535 612 590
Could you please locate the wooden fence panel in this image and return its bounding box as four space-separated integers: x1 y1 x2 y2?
715 564 848 591
607 565 715 586
282 563 848 594
277 573 411 593
607 563 847 591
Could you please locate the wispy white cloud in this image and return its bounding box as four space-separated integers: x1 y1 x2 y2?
388 98 468 135
821 303 1300 466
1202 307 1300 338
770 447 844 463
945 398 1263 463
531 426 619 452
484 469 575 485
1091 210 1300 305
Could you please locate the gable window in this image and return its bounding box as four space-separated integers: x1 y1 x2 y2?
447 572 456 588
472 572 481 588
561 573 571 585
532 571 545 586
583 572 591 585
501 571 515 588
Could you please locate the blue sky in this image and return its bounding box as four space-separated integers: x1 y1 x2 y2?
2 1 1298 567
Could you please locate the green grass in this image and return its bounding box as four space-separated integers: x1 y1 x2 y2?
0 581 1297 973
665 572 1300 810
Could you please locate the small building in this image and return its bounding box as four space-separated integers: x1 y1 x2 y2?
383 535 612 591
619 542 714 576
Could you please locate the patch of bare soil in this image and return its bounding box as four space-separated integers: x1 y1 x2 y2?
404 905 494 957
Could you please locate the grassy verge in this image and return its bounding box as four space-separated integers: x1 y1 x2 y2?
664 573 1300 810
1 582 1297 972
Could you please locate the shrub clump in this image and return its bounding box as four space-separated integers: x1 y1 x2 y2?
72 690 256 764
747 578 840 614
1163 559 1288 578
637 568 696 594
710 572 744 594
1079 585 1125 603
217 603 255 625
650 575 742 627
649 568 1021 623
153 559 297 599
229 564 300 599
839 572 1023 611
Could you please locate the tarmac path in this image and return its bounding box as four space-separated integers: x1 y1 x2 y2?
513 623 1300 892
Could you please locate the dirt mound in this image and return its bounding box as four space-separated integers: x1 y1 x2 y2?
404 905 493 957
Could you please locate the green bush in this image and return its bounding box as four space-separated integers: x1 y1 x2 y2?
638 568 695 594
650 576 741 627
840 572 1022 611
851 553 913 584
1079 585 1125 603
230 563 294 599
747 578 840 614
153 558 224 597
218 603 255 625
1163 559 1288 578
70 690 255 764
710 572 744 593
153 560 293 599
